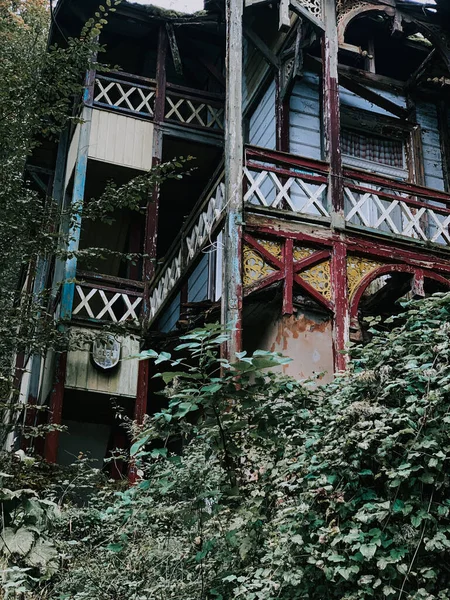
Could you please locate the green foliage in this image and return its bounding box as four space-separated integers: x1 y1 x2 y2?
3 294 450 599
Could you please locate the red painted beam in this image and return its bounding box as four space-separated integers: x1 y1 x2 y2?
44 351 67 464
331 241 349 372
283 238 294 314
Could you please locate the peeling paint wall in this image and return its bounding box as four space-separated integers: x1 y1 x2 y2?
244 303 334 383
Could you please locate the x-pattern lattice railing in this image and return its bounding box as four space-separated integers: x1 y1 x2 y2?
343 170 450 246
72 277 143 323
165 87 224 130
149 171 225 320
94 74 156 117
244 147 330 218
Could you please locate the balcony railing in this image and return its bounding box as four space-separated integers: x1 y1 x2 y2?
72 272 144 324
244 146 330 219
165 83 224 131
343 168 450 246
149 165 225 321
93 71 224 132
244 146 450 247
94 72 156 119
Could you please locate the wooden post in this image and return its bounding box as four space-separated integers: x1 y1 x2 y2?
60 70 95 321
44 351 67 463
131 26 169 481
276 73 290 152
222 0 244 360
322 0 343 225
331 240 348 372
142 25 168 317
322 0 348 371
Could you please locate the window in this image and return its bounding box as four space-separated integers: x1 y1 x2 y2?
341 128 405 170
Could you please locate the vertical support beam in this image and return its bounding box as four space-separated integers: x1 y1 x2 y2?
222 0 244 359
282 238 294 314
142 25 168 311
60 70 95 321
438 99 450 192
331 240 348 372
133 27 169 480
44 351 67 463
276 73 290 152
322 0 343 225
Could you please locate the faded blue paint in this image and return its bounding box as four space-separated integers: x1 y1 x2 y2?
248 80 276 149
340 84 407 118
290 72 322 160
157 292 181 332
417 100 445 191
60 105 93 321
188 253 209 302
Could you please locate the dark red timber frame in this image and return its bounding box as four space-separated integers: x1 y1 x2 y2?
244 224 450 372
130 25 168 482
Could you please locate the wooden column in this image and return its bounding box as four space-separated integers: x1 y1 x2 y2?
60 70 95 321
133 27 168 464
322 0 343 224
222 0 244 359
322 0 348 370
331 239 348 372
276 73 290 152
44 351 67 463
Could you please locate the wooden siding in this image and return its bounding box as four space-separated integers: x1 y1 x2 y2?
248 80 276 150
340 85 407 118
243 38 271 112
290 72 322 160
158 292 181 333
65 327 139 398
89 109 154 171
416 100 445 191
188 253 209 303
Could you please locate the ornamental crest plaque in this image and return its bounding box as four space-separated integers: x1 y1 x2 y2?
91 335 121 371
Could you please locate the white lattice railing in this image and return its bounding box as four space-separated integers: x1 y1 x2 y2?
165 84 224 130
94 73 156 118
93 73 224 132
244 146 330 218
149 171 225 320
72 274 143 323
344 170 450 246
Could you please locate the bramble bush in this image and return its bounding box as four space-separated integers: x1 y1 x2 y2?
2 293 450 599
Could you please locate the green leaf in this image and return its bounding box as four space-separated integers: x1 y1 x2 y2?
359 544 377 559
107 543 124 552
130 433 151 457
0 527 34 556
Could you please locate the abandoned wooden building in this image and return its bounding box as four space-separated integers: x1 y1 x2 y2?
19 0 450 469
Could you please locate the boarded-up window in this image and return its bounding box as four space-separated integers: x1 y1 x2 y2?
341 128 404 169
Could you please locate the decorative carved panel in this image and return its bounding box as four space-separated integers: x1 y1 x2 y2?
347 256 384 299
256 239 283 260
296 0 323 20
293 245 315 262
243 245 277 286
298 261 331 299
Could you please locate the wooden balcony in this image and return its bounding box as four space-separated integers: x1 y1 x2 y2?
244 145 450 248
149 165 225 321
71 272 144 325
93 71 224 133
